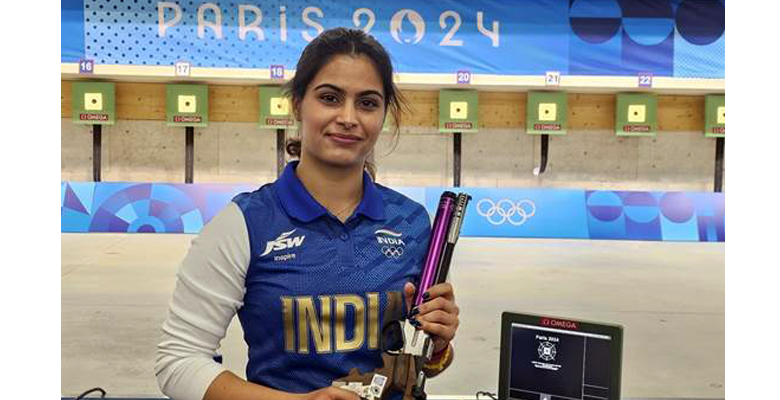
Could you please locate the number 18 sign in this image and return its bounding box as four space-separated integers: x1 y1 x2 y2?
270 65 285 79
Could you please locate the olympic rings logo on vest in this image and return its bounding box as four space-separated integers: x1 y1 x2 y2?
381 246 404 259
476 198 536 226
375 229 405 259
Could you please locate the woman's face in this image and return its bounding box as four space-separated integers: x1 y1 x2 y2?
295 54 386 171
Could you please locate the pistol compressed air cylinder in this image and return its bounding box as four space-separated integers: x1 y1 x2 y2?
402 192 456 358
414 192 457 307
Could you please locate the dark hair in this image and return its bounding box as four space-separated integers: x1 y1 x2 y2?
282 27 409 180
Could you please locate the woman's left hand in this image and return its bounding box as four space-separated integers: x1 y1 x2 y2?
403 282 460 354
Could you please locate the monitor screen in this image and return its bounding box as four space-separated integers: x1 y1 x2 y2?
499 313 623 400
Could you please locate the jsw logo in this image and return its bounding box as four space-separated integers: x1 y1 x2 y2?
261 229 305 257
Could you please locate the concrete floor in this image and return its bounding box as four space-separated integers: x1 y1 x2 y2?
62 234 724 399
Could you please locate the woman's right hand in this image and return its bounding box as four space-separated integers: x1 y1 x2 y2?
300 386 362 400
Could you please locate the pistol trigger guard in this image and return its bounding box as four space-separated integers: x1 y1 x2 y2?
381 319 405 355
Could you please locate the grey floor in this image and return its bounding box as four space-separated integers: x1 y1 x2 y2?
62 234 724 399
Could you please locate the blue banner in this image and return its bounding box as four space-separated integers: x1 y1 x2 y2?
584 190 725 242
425 187 589 239
61 181 255 233
61 0 724 78
62 182 724 242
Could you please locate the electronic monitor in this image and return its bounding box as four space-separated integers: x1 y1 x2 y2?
498 312 623 400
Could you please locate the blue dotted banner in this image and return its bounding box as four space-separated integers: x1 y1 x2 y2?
583 190 724 242
62 182 724 242
61 182 255 233
61 0 724 78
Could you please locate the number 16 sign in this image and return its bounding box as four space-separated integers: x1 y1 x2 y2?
79 59 94 74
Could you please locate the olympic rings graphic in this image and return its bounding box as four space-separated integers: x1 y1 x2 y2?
382 246 404 259
476 198 536 226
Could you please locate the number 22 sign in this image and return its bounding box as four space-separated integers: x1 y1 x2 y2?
638 73 653 88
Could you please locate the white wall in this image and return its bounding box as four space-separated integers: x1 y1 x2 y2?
62 119 724 191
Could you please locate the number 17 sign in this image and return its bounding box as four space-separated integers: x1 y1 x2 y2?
175 61 192 77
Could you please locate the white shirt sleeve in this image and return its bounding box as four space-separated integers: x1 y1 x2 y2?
155 202 251 400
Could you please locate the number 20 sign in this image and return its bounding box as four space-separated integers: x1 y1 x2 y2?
457 70 471 84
